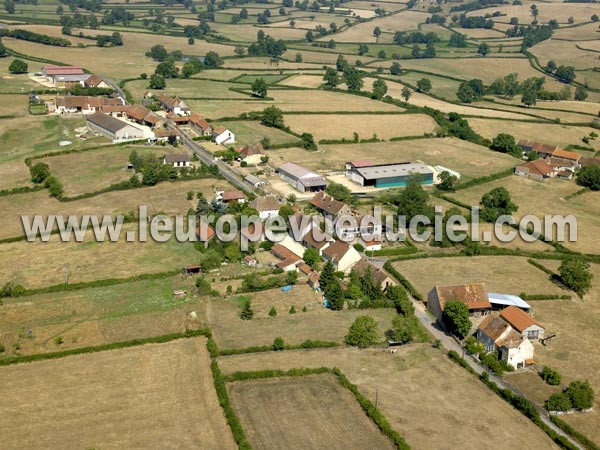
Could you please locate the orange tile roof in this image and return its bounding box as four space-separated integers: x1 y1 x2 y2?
195 224 215 242
436 283 491 311
552 148 580 161
518 159 554 177
276 256 301 268
272 244 297 261
322 240 351 261
500 306 543 333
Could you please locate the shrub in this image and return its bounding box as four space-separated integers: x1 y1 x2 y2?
541 366 562 385
54 336 64 346
546 392 572 412
272 337 284 351
565 380 594 410
0 281 25 298
30 162 51 184
268 307 277 317
344 315 379 348
289 305 296 314
240 297 254 320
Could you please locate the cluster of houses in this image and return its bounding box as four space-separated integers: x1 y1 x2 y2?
515 139 599 182
427 283 545 368
40 65 110 89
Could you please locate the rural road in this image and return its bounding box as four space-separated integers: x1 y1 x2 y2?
409 296 583 450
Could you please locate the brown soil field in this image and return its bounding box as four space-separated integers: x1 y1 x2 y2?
218 345 558 449
451 176 600 253
468 118 600 151
205 285 396 349
0 338 236 450
0 224 202 288
0 177 222 239
526 263 600 443
284 113 436 140
228 374 396 450
268 137 518 179
392 256 570 299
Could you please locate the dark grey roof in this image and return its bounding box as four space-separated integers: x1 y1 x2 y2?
87 112 132 133
164 154 191 163
355 163 433 181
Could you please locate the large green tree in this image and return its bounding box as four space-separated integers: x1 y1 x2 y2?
559 258 593 296
8 59 28 74
480 187 518 222
442 301 472 338
344 315 379 348
260 105 284 128
397 175 432 222
577 165 600 190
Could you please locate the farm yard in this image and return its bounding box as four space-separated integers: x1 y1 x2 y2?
228 374 396 450
0 0 599 447
0 338 235 450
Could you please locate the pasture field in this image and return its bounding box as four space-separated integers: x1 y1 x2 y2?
269 88 403 112
218 345 558 449
0 177 221 239
0 338 236 450
0 58 45 93
471 101 596 123
392 256 570 299
283 113 437 140
451 177 600 253
185 98 271 119
228 374 396 450
205 284 397 349
525 263 600 443
212 23 308 41
277 74 324 88
395 71 461 100
218 120 297 145
0 224 202 289
324 11 427 42
38 145 178 197
468 3 599 24
468 118 600 151
269 137 518 179
531 40 600 76
0 93 29 116
0 275 201 355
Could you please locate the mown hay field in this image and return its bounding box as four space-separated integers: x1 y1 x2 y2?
324 10 427 42
468 118 600 151
218 120 296 145
531 40 600 75
451 177 600 253
0 58 45 92
0 177 221 239
206 284 396 349
0 338 236 450
277 74 324 88
284 113 437 140
527 263 600 443
269 137 517 178
228 374 396 450
469 3 598 24
127 78 250 101
392 256 570 299
269 89 403 112
0 224 202 288
471 101 596 123
218 345 558 449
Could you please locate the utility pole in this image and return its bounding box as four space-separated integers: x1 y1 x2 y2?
64 263 70 285
375 387 379 409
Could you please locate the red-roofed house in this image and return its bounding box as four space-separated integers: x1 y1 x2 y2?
189 113 212 136
427 283 492 321
322 240 361 273
500 306 545 340
195 223 215 248
515 159 555 182
218 190 246 204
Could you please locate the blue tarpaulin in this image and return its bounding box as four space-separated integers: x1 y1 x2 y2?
323 299 331 309
281 285 292 292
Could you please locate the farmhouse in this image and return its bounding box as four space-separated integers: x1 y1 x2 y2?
517 140 558 158
163 153 190 168
335 214 382 242
158 95 190 115
55 96 122 114
310 191 351 223
271 242 302 272
84 74 110 89
154 129 181 143
189 113 212 136
212 126 235 145
427 283 492 321
345 161 434 188
500 306 545 340
249 195 280 220
218 190 246 204
302 230 333 255
245 174 265 189
167 112 191 125
515 160 555 182
476 313 535 369
86 112 144 142
41 65 88 87
322 240 361 274
277 162 328 193
237 144 264 165
551 149 581 168
352 258 395 290
125 104 163 128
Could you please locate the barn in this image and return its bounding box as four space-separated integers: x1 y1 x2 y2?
345 161 434 188
86 112 144 142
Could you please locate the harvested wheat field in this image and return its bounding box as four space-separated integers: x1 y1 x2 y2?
270 89 402 112
277 74 325 88
284 113 437 140
0 338 235 450
392 256 570 299
469 118 600 151
218 345 558 449
328 10 427 42
229 374 395 450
